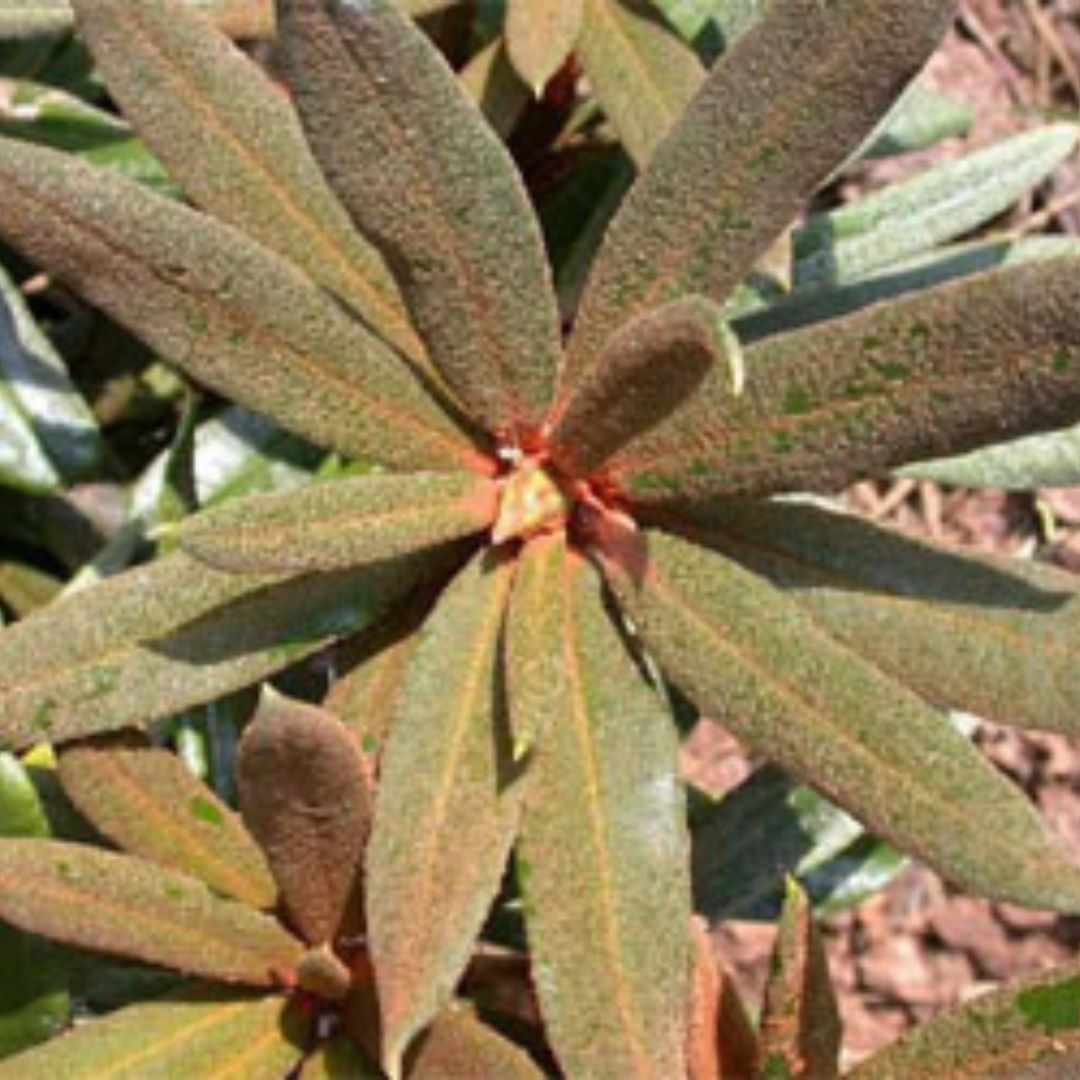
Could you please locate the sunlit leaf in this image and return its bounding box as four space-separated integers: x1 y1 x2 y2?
408 1002 544 1078
0 840 303 984
505 0 581 96
182 472 496 573
279 0 562 437
858 80 971 160
566 0 953 376
367 551 523 1075
516 550 690 1077
597 526 1080 911
57 732 276 908
0 561 61 618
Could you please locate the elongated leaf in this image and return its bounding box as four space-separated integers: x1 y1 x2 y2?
0 544 455 751
57 732 276 908
613 256 1080 503
0 561 60 618
367 551 522 1075
758 880 840 1078
597 526 1080 911
303 1033 381 1078
182 472 496 574
237 691 372 945
577 0 703 167
859 80 971 160
0 137 483 474
458 38 529 140
408 1003 543 1078
0 986 307 1079
548 295 718 477
673 500 1080 738
516 550 690 1078
0 1 275 39
72 0 421 363
0 380 57 495
0 840 303 984
796 124 1080 288
279 0 562 437
505 0 581 96
849 962 1080 1078
566 0 953 376
687 918 758 1080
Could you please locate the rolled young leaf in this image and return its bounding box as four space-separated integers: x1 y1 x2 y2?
515 549 691 1078
0 136 483 475
57 732 276 909
71 0 422 364
547 295 719 478
0 840 303 985
565 0 954 377
612 256 1080 503
237 690 373 945
279 0 563 438
596 526 1080 912
181 472 497 573
505 0 582 96
366 550 523 1075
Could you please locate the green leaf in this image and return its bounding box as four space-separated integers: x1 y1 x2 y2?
0 544 455 751
0 561 60 618
613 257 1080 503
181 472 496 574
549 295 719 478
565 0 953 376
366 551 522 1075
577 0 704 167
458 38 530 140
0 986 308 1079
237 691 372 945
0 369 60 497
71 0 422 364
796 124 1079 288
597 526 1080 912
516 550 690 1078
758 880 840 1079
408 1003 544 1078
676 499 1080 738
0 839 303 984
278 0 562 437
0 136 483 474
0 1 69 39
848 962 1080 1078
56 732 276 908
505 0 581 96
858 80 972 160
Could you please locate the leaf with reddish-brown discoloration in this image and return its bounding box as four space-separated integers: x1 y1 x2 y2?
72 0 422 363
566 0 954 378
505 0 582 97
366 551 523 1076
57 732 276 909
278 0 562 437
0 840 303 985
758 880 840 1078
237 690 372 945
408 1003 544 1078
182 472 496 574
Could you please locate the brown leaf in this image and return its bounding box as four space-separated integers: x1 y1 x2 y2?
505 0 582 96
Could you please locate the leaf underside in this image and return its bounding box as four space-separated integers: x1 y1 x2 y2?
505 0 582 96
408 1003 544 1079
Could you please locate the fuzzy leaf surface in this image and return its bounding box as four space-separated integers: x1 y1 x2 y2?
598 527 1080 912
0 840 303 984
549 295 719 478
517 551 690 1079
57 733 276 908
505 0 581 95
408 1003 544 1078
279 0 562 436
577 0 703 167
615 257 1080 502
0 987 306 1079
0 1 275 39
366 551 522 1075
673 500 1080 738
0 545 451 751
182 472 496 574
72 0 420 362
566 0 953 376
0 136 480 474
758 880 840 1078
237 692 372 945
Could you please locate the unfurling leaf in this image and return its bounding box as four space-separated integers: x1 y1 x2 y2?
237 690 372 945
505 0 582 96
57 732 276 908
0 840 303 985
516 551 691 1078
182 472 496 573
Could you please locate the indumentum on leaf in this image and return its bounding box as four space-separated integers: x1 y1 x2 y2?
1 0 1080 1075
